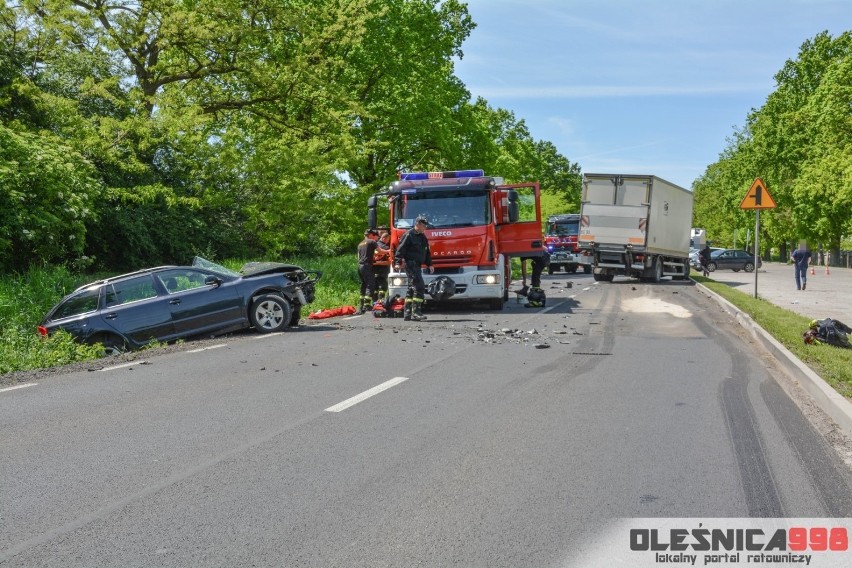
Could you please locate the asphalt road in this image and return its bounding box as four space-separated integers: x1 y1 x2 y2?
2 273 852 567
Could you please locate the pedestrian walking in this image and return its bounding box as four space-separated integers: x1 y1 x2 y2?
356 229 380 313
699 245 712 277
791 241 812 291
396 215 434 321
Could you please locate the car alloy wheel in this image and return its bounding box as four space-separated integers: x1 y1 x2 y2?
707 262 717 273
250 294 292 333
744 262 755 273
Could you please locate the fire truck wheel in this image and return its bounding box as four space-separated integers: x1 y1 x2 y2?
250 294 292 333
584 265 592 274
488 298 505 310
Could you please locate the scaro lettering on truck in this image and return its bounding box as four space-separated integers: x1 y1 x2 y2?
436 250 472 256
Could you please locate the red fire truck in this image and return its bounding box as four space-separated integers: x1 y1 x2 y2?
544 213 592 274
367 170 545 309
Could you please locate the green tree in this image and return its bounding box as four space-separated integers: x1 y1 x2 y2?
0 125 100 270
693 31 852 262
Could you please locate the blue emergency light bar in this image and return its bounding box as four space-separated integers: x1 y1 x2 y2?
400 169 485 181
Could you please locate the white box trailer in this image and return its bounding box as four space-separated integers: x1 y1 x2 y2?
579 174 693 282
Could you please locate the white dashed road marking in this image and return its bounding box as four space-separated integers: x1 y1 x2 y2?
250 333 282 341
0 383 37 394
325 376 410 413
187 344 229 353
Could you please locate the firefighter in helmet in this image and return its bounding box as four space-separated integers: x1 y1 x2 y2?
395 215 434 321
356 228 380 314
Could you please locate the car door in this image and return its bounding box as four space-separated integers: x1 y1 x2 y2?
730 251 745 269
100 274 175 346
716 250 735 269
155 269 243 336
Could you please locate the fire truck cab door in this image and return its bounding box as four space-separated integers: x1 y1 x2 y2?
495 182 545 256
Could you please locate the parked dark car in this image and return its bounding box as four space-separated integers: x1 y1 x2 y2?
38 257 322 353
706 249 762 273
689 247 723 269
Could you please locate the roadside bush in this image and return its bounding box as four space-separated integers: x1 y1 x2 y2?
0 327 101 374
0 265 103 374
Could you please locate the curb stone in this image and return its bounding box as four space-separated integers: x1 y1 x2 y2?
695 281 852 440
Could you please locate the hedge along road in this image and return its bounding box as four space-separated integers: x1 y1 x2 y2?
1 272 852 567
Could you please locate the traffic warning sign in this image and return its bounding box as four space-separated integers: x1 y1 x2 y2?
739 178 776 210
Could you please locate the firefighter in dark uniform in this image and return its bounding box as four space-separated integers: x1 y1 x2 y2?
357 229 380 314
520 252 549 307
395 215 434 321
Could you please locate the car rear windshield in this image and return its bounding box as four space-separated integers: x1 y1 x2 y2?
52 287 101 319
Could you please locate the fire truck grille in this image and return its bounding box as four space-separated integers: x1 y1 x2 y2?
432 255 473 267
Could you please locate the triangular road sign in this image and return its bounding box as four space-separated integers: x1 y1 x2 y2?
740 178 776 210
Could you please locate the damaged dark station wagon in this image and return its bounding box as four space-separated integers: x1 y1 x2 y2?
38 257 322 352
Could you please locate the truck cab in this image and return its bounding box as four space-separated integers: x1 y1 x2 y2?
367 170 545 309
545 214 592 274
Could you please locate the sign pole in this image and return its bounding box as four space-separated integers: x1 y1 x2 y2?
753 209 759 299
739 177 775 299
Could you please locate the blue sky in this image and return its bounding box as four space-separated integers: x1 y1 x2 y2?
453 0 851 189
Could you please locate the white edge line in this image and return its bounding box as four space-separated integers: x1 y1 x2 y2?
187 344 229 353
99 361 147 372
0 383 38 393
325 376 409 413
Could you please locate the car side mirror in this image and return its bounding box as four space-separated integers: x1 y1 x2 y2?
205 276 223 287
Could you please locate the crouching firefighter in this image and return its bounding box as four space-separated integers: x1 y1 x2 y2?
520 252 549 308
396 215 434 321
356 228 380 314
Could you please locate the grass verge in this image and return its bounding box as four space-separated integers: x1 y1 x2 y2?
692 274 852 399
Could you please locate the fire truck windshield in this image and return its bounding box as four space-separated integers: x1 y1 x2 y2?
547 220 579 237
394 190 491 229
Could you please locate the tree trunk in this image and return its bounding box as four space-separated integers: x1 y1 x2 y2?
779 242 788 262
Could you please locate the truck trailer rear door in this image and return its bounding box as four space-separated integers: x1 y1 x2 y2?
495 183 545 256
579 175 650 248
